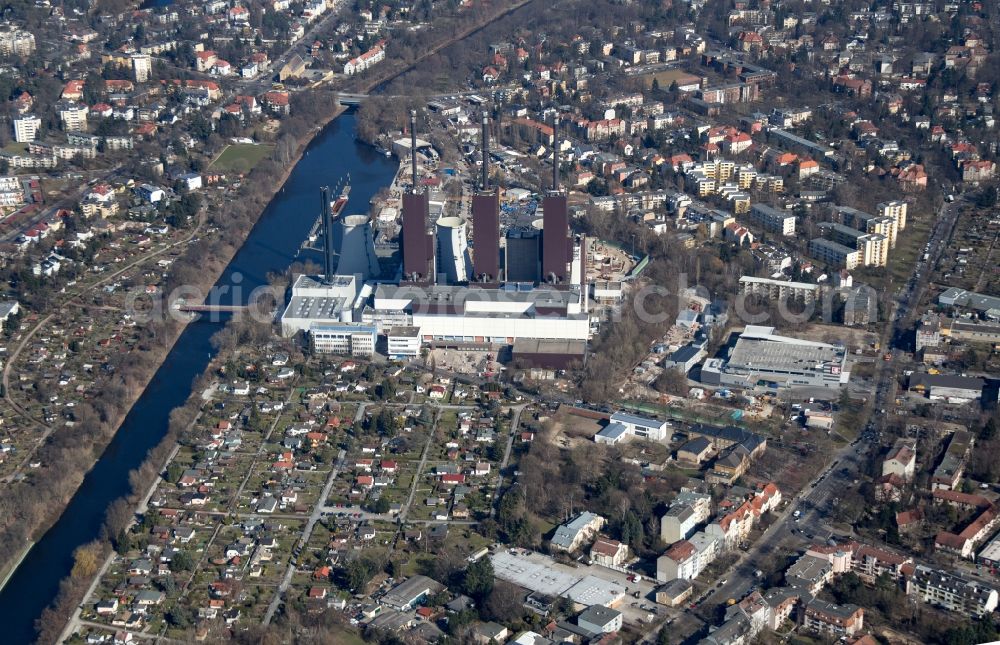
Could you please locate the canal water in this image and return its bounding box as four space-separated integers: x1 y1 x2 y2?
0 111 398 644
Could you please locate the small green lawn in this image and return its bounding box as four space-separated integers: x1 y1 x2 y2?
2 142 28 154
209 143 274 173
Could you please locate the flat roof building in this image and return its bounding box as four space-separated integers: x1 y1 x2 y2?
739 276 820 303
749 203 796 236
709 325 849 390
809 237 861 269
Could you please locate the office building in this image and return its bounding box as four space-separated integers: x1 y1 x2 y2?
608 411 669 441
309 322 377 357
387 326 421 358
13 114 41 142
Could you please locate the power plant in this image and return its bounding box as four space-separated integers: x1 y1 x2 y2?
401 109 434 283
435 216 470 284
280 109 590 363
471 111 501 283
336 214 380 281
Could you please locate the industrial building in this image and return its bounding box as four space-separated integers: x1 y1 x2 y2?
434 216 470 284
938 287 1000 316
471 112 501 283
278 111 593 359
702 325 850 390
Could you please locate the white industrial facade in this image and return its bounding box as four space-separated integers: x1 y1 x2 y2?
310 323 377 357
434 216 470 284
387 326 421 358
369 284 590 344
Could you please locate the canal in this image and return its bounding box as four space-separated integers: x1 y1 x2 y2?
0 111 398 644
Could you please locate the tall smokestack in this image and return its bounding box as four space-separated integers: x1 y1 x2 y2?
321 186 333 282
481 111 489 190
410 109 418 189
552 115 559 191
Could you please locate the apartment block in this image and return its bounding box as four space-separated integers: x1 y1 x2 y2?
878 200 908 232
739 276 820 303
12 114 41 142
749 203 796 236
809 237 861 269
907 565 998 616
656 531 718 581
818 222 888 267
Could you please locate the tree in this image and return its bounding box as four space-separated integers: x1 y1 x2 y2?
166 462 184 484
370 496 390 514
482 581 523 622
463 557 495 600
171 550 194 572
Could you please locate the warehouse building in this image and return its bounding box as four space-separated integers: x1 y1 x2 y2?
702 325 849 389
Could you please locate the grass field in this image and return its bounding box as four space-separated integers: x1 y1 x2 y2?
209 143 274 173
2 142 28 154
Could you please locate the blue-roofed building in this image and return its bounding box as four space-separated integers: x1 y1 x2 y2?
551 511 606 552
609 411 669 441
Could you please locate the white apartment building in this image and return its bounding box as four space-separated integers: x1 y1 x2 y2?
131 54 152 83
657 531 718 581
660 490 712 543
0 25 35 56
907 565 998 616
877 200 908 232
57 102 89 131
13 114 41 142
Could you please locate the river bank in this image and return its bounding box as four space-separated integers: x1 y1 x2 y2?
0 100 358 643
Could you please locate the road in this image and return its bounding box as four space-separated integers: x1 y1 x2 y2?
692 198 962 625
262 447 346 624
491 403 526 517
